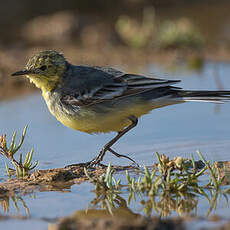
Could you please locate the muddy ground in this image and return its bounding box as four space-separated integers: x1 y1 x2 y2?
0 161 229 229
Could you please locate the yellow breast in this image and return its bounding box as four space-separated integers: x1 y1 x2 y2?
53 102 153 133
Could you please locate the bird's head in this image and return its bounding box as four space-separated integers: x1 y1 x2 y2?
12 50 67 91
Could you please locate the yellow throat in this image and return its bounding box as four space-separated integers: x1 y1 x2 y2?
26 74 61 93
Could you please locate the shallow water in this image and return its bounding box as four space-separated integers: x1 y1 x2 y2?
0 61 230 228
1 62 230 168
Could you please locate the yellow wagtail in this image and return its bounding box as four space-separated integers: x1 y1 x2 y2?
11 50 230 167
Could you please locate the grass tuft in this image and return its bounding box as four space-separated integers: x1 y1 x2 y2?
0 126 38 177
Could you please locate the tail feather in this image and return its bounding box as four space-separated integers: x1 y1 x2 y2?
175 90 230 103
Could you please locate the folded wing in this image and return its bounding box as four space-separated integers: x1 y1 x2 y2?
61 66 180 107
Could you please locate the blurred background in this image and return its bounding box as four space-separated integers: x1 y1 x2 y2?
0 1 230 222
0 0 229 100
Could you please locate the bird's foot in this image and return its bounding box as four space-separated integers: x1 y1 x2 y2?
87 148 107 168
64 151 107 169
64 162 92 168
65 145 139 169
64 162 107 169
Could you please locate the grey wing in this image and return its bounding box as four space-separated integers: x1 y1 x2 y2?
61 65 180 107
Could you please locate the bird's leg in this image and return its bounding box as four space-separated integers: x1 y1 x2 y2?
64 116 138 169
88 115 138 167
107 147 139 166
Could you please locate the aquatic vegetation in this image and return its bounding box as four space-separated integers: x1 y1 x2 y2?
86 152 229 217
126 153 207 195
197 150 225 190
126 152 227 196
0 194 31 216
0 126 38 177
84 164 122 214
84 163 121 191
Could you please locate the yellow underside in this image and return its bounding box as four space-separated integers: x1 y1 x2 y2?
41 85 179 134
55 102 154 133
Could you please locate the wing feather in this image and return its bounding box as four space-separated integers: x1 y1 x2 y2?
60 66 180 107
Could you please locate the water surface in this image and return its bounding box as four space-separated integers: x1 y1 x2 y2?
0 61 230 228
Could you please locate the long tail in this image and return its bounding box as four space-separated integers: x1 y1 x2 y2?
176 90 230 103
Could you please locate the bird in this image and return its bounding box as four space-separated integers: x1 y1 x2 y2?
11 50 230 167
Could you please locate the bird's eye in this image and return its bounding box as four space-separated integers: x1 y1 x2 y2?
39 65 47 71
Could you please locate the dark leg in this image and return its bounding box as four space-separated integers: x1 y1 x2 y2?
65 115 138 168
107 147 139 166
65 161 107 168
88 115 138 167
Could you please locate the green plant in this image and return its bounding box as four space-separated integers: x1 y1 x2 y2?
84 163 121 191
86 152 230 217
197 150 225 190
84 163 122 214
0 125 38 177
126 152 208 198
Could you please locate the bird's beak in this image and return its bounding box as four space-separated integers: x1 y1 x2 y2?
11 69 33 76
